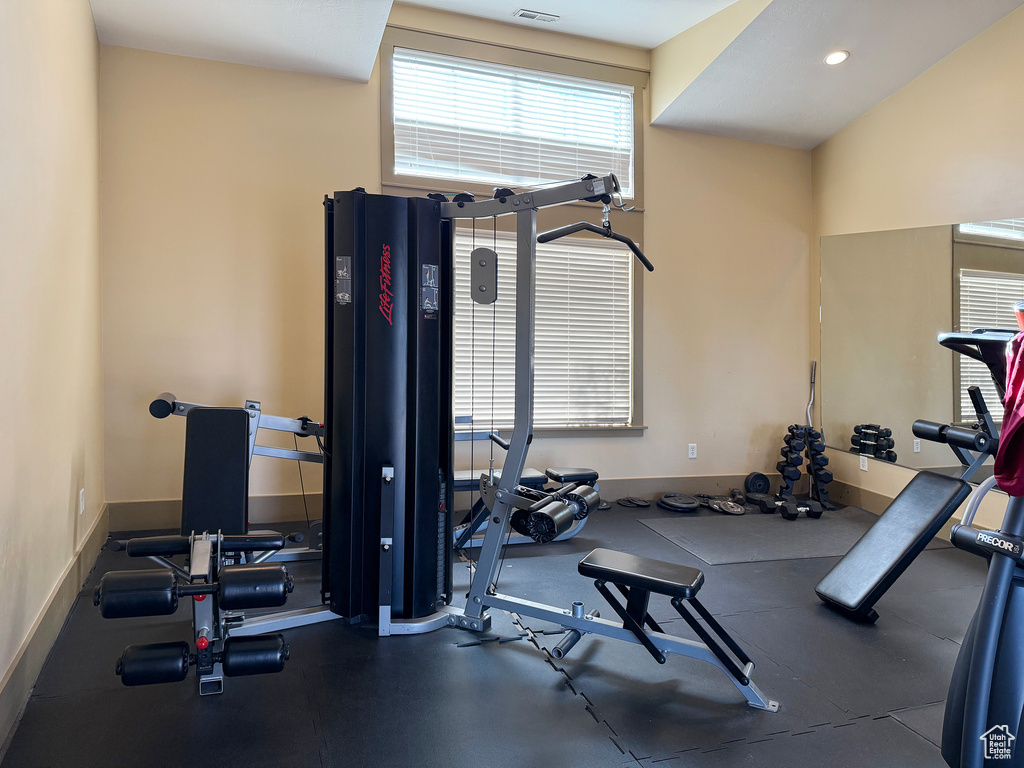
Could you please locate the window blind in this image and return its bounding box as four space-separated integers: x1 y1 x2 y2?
393 48 635 197
453 229 633 429
959 218 1024 243
958 268 1024 421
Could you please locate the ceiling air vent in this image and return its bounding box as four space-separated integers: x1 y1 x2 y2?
513 8 559 23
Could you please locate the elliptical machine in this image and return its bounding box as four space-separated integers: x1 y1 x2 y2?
937 324 1024 767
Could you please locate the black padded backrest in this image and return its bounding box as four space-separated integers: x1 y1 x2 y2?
815 471 971 613
181 407 250 536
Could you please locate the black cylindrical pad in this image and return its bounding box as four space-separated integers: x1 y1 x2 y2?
116 642 190 686
95 569 178 618
222 635 289 677
218 564 292 610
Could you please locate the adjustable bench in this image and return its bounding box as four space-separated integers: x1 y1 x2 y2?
453 466 599 548
815 471 971 623
578 548 776 711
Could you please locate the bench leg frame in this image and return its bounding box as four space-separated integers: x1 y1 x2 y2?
474 592 780 712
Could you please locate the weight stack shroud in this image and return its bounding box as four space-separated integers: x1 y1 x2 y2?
323 190 454 621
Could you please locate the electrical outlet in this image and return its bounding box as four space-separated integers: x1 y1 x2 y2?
688 443 697 459
78 488 85 515
860 455 868 471
914 439 921 453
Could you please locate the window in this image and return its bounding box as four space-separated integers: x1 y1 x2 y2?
957 268 1024 422
959 219 1024 243
381 29 647 433
392 48 635 197
453 229 634 429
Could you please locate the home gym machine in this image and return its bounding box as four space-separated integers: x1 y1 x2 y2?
815 329 1010 623
95 173 778 711
304 173 777 710
940 325 1024 768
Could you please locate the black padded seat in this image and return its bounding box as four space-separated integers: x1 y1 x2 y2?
545 467 599 484
452 467 547 493
579 548 704 599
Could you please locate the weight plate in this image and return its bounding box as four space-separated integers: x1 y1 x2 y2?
717 500 745 516
657 493 699 513
743 472 771 495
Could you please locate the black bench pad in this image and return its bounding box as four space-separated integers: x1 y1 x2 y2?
815 470 970 614
546 467 599 484
579 548 704 599
453 467 547 493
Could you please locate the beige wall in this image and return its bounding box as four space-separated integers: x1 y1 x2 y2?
100 45 383 504
100 23 812 507
0 0 103 727
813 4 1024 237
811 5 1024 506
525 127 812 479
819 226 953 469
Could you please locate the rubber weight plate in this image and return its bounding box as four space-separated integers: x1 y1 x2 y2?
743 472 771 495
709 499 745 516
657 493 699 513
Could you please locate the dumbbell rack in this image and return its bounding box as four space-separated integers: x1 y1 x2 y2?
803 427 834 509
776 426 805 498
763 425 835 520
850 424 897 463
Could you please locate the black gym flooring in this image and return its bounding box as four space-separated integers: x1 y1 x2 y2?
1 501 983 767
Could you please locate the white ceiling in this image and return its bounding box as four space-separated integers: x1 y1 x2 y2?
89 0 392 82
397 0 739 49
653 0 1024 148
89 0 1024 149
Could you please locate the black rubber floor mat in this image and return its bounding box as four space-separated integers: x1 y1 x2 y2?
640 506 948 565
890 702 945 748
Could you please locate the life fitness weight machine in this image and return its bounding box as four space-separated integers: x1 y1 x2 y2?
256 173 778 711
95 173 778 711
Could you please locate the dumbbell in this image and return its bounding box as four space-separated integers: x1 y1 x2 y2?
115 634 290 686
778 451 803 467
813 469 834 484
809 453 829 468
95 563 294 619
776 464 802 481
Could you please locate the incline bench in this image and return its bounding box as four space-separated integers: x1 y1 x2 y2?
578 548 776 711
453 466 599 548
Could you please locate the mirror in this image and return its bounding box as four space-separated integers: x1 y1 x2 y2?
819 219 1024 472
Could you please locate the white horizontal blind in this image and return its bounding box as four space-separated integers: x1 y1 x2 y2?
393 48 634 197
958 268 1024 421
960 218 1024 243
453 229 633 430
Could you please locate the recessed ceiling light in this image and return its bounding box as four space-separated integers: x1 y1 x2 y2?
824 50 850 66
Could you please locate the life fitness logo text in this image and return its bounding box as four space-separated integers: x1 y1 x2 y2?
379 243 394 325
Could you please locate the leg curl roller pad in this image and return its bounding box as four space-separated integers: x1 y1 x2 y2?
525 500 575 543
94 570 178 619
222 634 290 677
116 642 191 686
217 564 293 610
565 486 601 520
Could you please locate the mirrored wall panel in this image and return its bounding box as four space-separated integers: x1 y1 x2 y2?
820 218 1024 470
